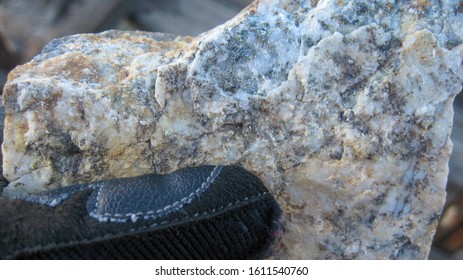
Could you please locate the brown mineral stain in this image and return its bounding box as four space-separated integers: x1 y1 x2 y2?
416 0 430 11
402 30 440 66
14 122 29 151
38 53 99 83
386 2 393 11
118 68 129 81
244 0 259 14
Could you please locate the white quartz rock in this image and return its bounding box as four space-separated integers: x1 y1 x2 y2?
2 0 463 259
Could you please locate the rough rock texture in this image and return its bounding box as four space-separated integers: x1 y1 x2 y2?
2 0 463 259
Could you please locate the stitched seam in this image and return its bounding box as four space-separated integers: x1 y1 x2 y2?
90 165 223 221
12 191 270 258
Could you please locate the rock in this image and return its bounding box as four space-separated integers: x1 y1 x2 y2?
2 0 462 259
0 101 7 194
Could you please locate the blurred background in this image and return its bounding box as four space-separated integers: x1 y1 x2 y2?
0 0 462 259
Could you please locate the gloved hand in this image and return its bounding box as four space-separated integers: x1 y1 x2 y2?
0 165 282 259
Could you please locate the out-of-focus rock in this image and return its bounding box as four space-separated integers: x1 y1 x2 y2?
2 0 463 259
0 0 129 62
0 101 7 194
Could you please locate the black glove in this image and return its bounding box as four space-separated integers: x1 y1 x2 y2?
0 165 282 259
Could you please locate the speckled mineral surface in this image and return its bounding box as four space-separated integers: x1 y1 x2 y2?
2 0 463 259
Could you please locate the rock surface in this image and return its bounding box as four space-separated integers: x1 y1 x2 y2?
0 101 7 193
2 0 463 259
